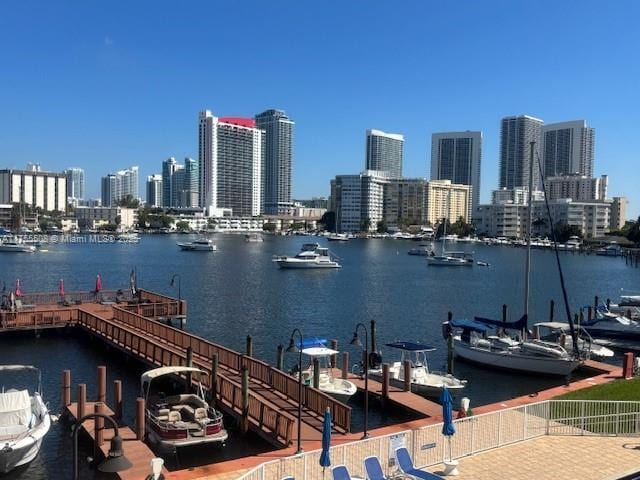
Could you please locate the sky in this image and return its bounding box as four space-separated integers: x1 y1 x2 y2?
1 1 639 218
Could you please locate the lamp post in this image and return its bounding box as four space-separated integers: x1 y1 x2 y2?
170 274 181 315
286 328 304 454
350 322 369 439
72 412 132 480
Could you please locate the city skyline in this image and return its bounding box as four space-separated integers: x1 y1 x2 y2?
1 2 638 217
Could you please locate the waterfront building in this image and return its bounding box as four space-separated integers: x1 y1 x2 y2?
425 179 472 225
199 110 264 217
0 203 38 229
542 120 595 178
101 166 139 206
365 129 404 178
64 167 85 200
491 187 545 205
544 174 608 202
610 196 628 231
294 197 329 209
182 158 199 208
255 109 294 215
474 203 528 238
383 178 429 226
499 115 543 190
146 174 163 207
162 157 179 207
74 206 138 230
431 131 482 215
331 171 389 233
101 174 117 207
0 168 67 213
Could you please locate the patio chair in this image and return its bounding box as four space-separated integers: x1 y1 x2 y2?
364 456 387 479
332 465 353 480
395 447 443 480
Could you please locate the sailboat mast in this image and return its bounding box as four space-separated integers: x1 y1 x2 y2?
523 141 535 322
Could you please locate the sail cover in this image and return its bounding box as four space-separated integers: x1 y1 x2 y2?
474 314 528 331
0 389 31 427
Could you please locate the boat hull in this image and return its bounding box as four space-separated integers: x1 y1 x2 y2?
368 372 465 397
0 410 50 474
277 260 340 269
426 257 472 266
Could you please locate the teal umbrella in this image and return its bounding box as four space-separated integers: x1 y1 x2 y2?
319 407 332 476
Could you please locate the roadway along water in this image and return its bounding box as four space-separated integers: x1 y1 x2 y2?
1 234 639 478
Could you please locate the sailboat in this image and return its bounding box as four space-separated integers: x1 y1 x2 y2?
442 141 583 376
426 192 473 266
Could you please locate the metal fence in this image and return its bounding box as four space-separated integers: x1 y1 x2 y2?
237 400 640 480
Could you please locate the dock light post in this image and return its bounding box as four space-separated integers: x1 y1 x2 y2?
286 328 304 454
350 323 369 439
72 412 132 480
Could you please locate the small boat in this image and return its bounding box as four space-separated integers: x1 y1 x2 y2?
0 365 51 474
116 232 140 243
245 233 264 243
427 251 473 266
620 295 640 307
177 238 217 251
293 345 357 402
579 308 640 340
367 342 466 397
476 261 490 267
327 234 349 242
408 246 433 256
595 243 622 257
0 237 36 253
532 322 614 359
141 366 227 451
273 244 341 269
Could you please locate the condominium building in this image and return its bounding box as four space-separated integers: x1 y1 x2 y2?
431 131 482 214
65 167 85 200
542 120 595 178
74 206 138 230
198 110 264 217
491 187 545 206
101 174 117 207
255 109 294 215
146 174 163 207
331 171 388 232
383 179 429 226
610 196 628 231
162 157 179 207
365 129 404 178
0 168 67 212
544 174 608 202
499 115 543 190
425 179 472 225
101 166 139 206
162 157 199 208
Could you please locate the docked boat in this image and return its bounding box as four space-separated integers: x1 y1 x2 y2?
141 366 227 451
532 322 614 359
294 346 357 402
427 251 473 266
0 238 36 253
177 238 217 251
620 295 640 307
116 232 140 243
245 233 264 243
273 244 341 269
0 365 51 474
327 234 349 242
595 243 622 257
367 342 466 397
579 308 640 340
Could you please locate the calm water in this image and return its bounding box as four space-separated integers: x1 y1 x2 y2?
1 234 639 478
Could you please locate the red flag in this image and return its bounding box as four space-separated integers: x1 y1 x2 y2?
15 279 22 297
59 279 65 297
95 275 102 293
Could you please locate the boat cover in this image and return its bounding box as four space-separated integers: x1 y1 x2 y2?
449 319 490 333
0 390 31 427
385 341 436 352
302 347 339 357
474 314 528 331
297 337 327 349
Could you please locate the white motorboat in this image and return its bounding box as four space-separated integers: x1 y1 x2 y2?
177 238 217 251
620 295 640 307
294 346 357 402
444 319 582 376
408 245 434 256
116 232 140 243
327 234 349 242
533 322 614 359
426 252 473 266
274 243 341 269
245 233 264 243
368 342 466 397
0 365 51 474
141 366 227 451
579 308 640 340
0 238 36 253
595 243 622 257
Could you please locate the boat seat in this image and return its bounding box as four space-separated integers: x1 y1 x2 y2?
194 408 207 421
168 411 182 422
156 415 169 422
158 408 170 416
171 404 188 412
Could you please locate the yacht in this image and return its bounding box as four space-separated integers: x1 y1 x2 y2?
177 238 217 251
427 251 473 266
141 366 227 451
0 238 36 253
273 244 341 269
327 234 349 242
408 245 434 256
245 233 264 243
596 243 622 257
579 307 640 340
367 342 466 397
293 346 357 402
0 365 51 473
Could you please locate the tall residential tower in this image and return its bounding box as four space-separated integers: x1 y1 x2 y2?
65 167 85 200
541 120 595 178
499 115 543 190
365 129 404 178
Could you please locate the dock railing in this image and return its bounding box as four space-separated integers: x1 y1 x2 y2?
17 289 132 306
0 308 78 329
236 399 640 480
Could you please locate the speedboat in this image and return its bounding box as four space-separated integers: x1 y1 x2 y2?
367 342 466 397
0 238 36 253
620 295 640 307
245 233 264 243
141 366 227 451
327 234 349 242
117 232 140 243
293 346 357 402
177 238 217 251
443 318 582 376
0 365 51 474
579 307 640 340
532 322 614 359
273 244 341 269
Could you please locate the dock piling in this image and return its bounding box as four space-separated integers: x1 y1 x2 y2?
246 335 253 357
549 300 555 321
97 366 106 403
94 402 104 460
370 320 377 354
403 360 411 392
77 384 86 419
113 380 122 420
186 346 193 389
62 370 71 407
341 351 349 379
447 334 454 374
588 306 593 322
313 358 320 389
502 304 508 323
381 363 390 399
276 345 284 371
330 339 338 368
210 353 219 401
607 298 611 310
135 397 145 440
594 296 599 309
623 352 635 379
241 366 249 434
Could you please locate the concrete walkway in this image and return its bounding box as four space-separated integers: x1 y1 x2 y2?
429 436 640 480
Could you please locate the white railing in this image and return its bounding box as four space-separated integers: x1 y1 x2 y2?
237 400 640 480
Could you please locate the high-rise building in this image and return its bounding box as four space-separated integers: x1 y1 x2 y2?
542 120 595 178
101 174 117 207
499 115 543 190
198 110 264 217
0 168 67 212
146 174 163 207
255 109 294 215
182 157 199 208
162 157 199 208
610 197 628 231
100 166 139 206
162 157 178 207
425 179 472 226
365 129 404 178
544 174 608 202
431 131 482 214
65 167 85 200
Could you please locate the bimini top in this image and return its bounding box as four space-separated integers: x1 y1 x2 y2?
296 337 327 349
0 365 39 372
385 341 436 352
141 366 205 385
450 319 490 333
302 347 339 357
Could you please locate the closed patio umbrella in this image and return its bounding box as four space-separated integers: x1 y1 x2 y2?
319 407 332 477
59 278 65 297
95 274 102 293
441 386 455 462
15 279 22 297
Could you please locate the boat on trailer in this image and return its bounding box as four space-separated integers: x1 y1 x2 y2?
0 365 51 474
141 366 227 452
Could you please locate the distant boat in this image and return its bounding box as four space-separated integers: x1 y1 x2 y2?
427 192 473 266
245 233 264 243
0 237 36 253
596 243 622 257
328 234 349 242
408 245 433 256
177 238 217 251
273 243 341 269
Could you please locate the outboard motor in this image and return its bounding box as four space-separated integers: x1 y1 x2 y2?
442 321 452 340
368 351 382 369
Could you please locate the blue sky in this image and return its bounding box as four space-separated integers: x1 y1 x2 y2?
1 1 639 217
